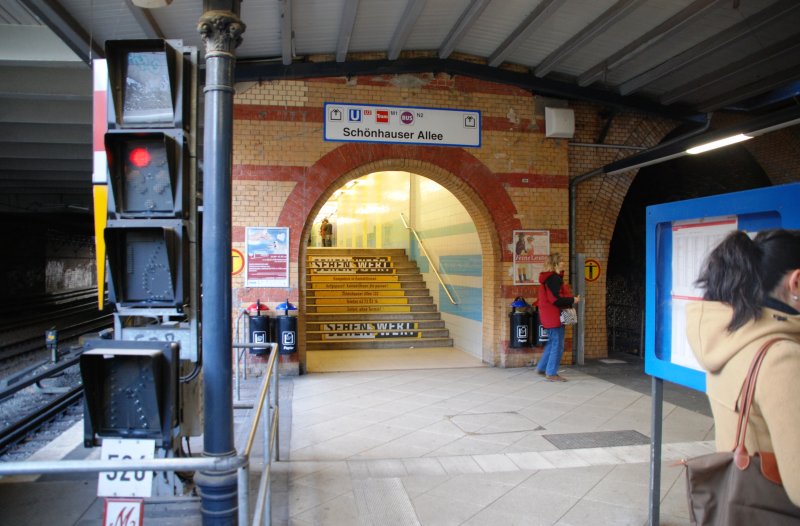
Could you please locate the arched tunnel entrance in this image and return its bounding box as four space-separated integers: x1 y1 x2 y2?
606 134 772 356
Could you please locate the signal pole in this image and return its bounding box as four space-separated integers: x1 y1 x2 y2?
196 2 245 524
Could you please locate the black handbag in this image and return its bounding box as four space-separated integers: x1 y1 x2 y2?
683 338 800 525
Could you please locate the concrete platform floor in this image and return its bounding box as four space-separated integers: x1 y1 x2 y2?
271 349 712 525
0 349 712 525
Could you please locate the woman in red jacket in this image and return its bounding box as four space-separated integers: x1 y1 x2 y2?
536 253 580 381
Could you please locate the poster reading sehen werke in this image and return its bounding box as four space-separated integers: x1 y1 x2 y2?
513 230 550 285
246 227 289 288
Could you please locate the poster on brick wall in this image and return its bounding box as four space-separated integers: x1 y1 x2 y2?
513 230 549 285
246 227 289 288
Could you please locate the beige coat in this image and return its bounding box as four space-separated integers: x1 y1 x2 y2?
686 300 800 506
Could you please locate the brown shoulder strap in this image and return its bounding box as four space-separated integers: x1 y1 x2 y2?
733 338 789 457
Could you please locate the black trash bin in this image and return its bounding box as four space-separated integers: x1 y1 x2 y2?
531 307 549 347
275 300 298 355
249 300 272 355
509 297 531 348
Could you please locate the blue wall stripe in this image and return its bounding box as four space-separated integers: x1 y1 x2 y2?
440 254 482 277
439 284 482 321
417 222 476 239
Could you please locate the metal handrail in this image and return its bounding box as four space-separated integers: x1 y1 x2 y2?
399 212 457 305
0 344 281 526
235 342 280 526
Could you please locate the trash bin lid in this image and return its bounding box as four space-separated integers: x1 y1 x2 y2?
510 298 528 308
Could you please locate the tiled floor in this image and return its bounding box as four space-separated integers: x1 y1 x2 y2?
269 352 715 525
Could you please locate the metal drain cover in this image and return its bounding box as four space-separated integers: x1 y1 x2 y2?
449 412 544 435
543 430 649 449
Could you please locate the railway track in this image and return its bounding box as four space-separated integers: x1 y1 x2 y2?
0 288 111 459
0 353 84 458
0 288 112 372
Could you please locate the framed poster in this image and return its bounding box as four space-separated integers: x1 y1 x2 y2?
246 227 289 288
513 230 549 285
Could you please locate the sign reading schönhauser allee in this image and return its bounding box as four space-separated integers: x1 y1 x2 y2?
324 102 481 148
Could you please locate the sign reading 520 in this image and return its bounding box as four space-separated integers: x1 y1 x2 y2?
98 439 155 498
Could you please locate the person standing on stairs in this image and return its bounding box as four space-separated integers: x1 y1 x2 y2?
320 218 333 247
536 253 579 382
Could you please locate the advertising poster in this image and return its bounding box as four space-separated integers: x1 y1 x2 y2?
513 230 550 285
246 227 289 288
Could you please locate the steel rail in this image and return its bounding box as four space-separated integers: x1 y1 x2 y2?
0 385 83 454
399 212 457 305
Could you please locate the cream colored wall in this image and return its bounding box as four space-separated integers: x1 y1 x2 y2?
312 171 411 249
410 175 482 358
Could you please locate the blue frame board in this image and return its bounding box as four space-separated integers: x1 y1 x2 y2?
645 183 800 392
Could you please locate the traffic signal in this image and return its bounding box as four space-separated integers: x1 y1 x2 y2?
81 339 179 448
86 39 200 457
105 132 189 218
102 39 194 311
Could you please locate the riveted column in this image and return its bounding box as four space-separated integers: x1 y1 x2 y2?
196 3 245 524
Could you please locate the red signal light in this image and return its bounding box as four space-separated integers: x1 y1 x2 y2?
129 147 152 168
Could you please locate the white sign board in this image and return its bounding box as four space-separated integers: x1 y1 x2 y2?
103 498 144 526
98 438 155 497
669 216 737 371
324 102 481 147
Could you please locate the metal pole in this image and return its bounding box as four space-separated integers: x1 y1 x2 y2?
649 376 664 526
197 4 245 524
575 253 586 365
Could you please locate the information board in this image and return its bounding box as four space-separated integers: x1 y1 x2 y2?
324 102 480 147
645 183 800 392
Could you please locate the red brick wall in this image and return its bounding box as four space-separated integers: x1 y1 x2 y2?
232 74 569 367
231 75 800 370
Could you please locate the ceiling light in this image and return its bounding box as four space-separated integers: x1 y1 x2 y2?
686 134 753 155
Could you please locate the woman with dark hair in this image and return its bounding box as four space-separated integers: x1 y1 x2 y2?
686 229 800 506
536 252 579 382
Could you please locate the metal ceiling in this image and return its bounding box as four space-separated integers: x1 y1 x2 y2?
1 0 799 213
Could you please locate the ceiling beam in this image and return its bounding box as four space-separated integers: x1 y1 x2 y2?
235 57 696 120
387 0 427 61
697 67 800 113
0 123 91 143
21 0 103 63
603 105 800 175
336 0 360 62
619 0 800 95
0 99 90 125
535 0 646 77
488 0 566 68
0 158 90 171
438 0 491 59
122 0 165 40
0 67 90 100
0 184 90 194
279 0 293 65
0 173 90 185
0 142 91 160
661 34 800 105
577 0 721 87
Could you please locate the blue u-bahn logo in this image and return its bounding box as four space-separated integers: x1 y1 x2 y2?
348 109 362 122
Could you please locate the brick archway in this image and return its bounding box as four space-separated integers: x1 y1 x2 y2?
290 142 519 366
569 105 678 357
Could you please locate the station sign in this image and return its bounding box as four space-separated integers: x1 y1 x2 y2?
324 102 481 147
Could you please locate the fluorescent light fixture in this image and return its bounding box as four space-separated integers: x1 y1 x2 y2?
686 133 752 154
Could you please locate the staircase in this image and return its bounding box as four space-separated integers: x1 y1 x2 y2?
305 248 453 350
